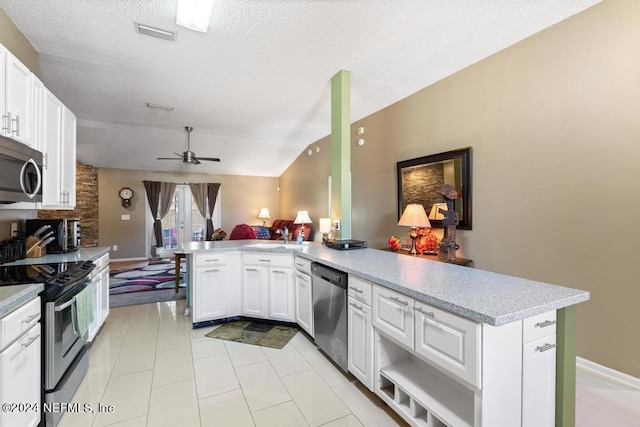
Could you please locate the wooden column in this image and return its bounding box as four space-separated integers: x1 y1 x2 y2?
556 306 577 427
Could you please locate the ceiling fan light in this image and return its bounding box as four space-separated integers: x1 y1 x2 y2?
176 0 215 33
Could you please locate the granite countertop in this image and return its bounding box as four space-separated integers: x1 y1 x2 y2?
183 240 589 326
1 247 110 266
0 284 44 318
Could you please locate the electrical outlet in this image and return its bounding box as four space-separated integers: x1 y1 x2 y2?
10 222 18 237
333 219 341 231
112 245 118 251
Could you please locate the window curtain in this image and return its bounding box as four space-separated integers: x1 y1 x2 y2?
143 181 177 247
189 182 221 240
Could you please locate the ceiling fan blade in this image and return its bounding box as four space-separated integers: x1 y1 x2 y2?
156 157 183 160
197 157 221 162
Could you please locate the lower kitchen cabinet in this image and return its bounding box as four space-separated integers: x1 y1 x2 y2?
241 265 269 318
0 297 41 427
192 252 241 323
241 253 293 321
268 268 293 321
294 269 313 337
347 296 373 390
88 252 110 342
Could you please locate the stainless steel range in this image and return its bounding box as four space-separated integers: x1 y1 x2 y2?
0 260 95 427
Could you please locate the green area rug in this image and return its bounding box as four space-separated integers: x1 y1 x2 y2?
205 320 299 349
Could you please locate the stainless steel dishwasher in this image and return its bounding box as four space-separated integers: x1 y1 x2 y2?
311 262 348 372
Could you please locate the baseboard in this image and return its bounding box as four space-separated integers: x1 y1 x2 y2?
576 357 640 390
110 256 149 262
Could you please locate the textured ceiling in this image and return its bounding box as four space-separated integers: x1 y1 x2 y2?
0 0 600 176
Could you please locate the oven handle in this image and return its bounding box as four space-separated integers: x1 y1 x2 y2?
54 296 76 312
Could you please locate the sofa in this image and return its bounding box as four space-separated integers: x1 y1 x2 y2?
269 219 311 241
230 220 312 241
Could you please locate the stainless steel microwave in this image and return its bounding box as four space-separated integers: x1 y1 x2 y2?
0 135 43 203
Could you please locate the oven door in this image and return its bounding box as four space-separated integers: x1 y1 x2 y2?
44 286 88 390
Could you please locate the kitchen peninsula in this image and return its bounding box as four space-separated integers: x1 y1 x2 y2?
182 240 589 427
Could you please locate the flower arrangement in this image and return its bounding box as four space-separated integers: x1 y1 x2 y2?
415 227 439 254
211 228 227 241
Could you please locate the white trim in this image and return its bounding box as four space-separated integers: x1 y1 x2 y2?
110 257 149 262
577 357 640 390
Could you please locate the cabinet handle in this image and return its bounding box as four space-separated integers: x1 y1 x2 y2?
258 259 271 262
245 268 259 272
2 112 10 134
535 320 557 328
349 302 364 311
349 286 363 293
535 343 557 353
22 313 39 324
21 335 38 348
272 270 285 274
204 259 220 262
414 306 435 317
11 115 20 136
390 296 408 306
204 269 220 273
295 263 304 268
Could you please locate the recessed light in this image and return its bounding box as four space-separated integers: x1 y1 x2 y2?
146 102 174 111
135 22 176 41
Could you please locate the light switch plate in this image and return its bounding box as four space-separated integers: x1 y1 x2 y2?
121 214 131 221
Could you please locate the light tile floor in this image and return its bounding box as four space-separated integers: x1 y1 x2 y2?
58 300 640 427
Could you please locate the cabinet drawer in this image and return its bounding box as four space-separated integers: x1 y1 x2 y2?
195 253 227 267
348 275 372 306
414 300 481 388
0 297 41 350
243 253 292 268
372 285 414 349
523 310 557 343
294 257 311 275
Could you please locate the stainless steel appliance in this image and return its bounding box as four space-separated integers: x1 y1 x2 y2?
0 135 43 203
26 219 81 253
311 262 348 372
325 239 367 250
0 260 95 427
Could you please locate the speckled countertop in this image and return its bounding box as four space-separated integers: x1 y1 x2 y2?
0 248 110 318
183 240 589 326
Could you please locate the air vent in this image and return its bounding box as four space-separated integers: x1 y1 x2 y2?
146 102 174 111
135 22 176 41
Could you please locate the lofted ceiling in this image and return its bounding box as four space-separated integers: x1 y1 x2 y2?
0 0 600 177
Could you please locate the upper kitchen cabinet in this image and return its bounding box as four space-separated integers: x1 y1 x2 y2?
39 89 76 209
0 43 34 147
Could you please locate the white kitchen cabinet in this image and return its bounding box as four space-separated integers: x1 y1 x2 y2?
0 297 41 427
348 296 374 391
522 311 557 427
191 252 241 324
268 267 293 321
88 253 110 342
294 270 313 337
40 88 62 208
372 285 414 349
30 75 44 152
241 265 269 318
0 43 34 147
242 253 293 321
60 104 76 208
414 300 481 388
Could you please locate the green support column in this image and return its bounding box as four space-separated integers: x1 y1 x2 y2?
556 306 577 427
330 70 351 239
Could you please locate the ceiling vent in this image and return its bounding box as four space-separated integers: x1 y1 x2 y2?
135 23 176 41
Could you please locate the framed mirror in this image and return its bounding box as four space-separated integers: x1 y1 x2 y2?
397 147 472 230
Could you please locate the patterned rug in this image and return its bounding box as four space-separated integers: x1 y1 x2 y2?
205 320 299 349
109 260 186 295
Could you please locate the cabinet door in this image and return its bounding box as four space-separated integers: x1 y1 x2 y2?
0 44 6 122
0 324 41 427
372 286 414 349
414 300 481 388
60 105 76 208
40 89 62 208
99 266 110 325
30 76 45 152
241 266 268 318
5 51 33 146
269 267 293 321
87 275 100 342
348 296 373 391
523 335 556 427
194 265 227 322
294 272 313 337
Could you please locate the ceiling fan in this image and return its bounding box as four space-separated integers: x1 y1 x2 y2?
156 126 220 165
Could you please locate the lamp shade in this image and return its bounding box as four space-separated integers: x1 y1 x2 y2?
257 208 270 219
428 203 448 220
294 210 312 224
319 218 332 233
398 204 431 228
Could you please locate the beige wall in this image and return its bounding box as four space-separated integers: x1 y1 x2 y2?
280 0 640 377
0 8 38 75
98 168 279 259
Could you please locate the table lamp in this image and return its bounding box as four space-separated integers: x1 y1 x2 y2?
257 208 270 226
398 204 431 255
319 218 332 245
294 210 312 244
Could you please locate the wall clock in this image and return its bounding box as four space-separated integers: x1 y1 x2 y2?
119 187 134 208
